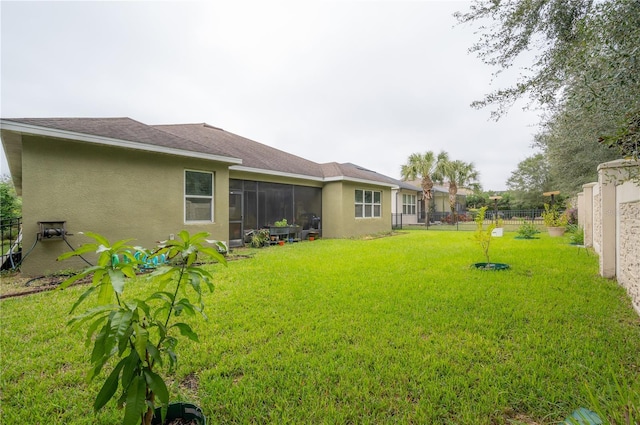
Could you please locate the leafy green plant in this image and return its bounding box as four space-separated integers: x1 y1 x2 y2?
472 206 496 265
516 221 541 239
57 230 227 425
567 224 585 245
274 218 288 227
250 229 270 248
542 203 568 227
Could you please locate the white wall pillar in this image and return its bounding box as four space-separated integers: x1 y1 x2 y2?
581 182 596 247
597 159 640 278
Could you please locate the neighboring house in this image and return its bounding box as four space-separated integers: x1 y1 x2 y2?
0 117 399 276
402 180 469 223
390 180 422 226
430 183 469 214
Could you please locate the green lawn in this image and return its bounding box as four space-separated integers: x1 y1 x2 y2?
1 231 639 424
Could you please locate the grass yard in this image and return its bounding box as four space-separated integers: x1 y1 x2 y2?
1 231 639 424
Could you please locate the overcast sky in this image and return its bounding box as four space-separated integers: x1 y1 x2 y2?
1 0 542 190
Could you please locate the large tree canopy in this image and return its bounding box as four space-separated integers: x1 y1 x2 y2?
457 0 640 192
506 153 553 209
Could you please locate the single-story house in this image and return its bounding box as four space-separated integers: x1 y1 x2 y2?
390 180 423 226
1 117 407 276
401 180 469 223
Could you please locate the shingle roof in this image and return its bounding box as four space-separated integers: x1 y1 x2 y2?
326 163 419 190
2 117 218 156
155 123 326 178
1 117 407 188
404 179 450 193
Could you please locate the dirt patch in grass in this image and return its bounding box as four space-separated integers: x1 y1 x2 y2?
0 250 253 299
180 372 200 392
506 414 542 424
356 231 407 240
0 271 77 299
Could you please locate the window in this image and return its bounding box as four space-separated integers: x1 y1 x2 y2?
402 194 416 215
355 189 381 218
185 170 213 222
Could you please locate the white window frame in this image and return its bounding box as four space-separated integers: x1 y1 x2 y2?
402 194 416 215
355 189 382 218
184 170 214 223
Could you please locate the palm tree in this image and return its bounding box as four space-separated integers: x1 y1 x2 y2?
434 159 481 223
400 151 448 224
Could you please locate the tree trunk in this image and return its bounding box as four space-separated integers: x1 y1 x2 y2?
422 176 433 224
448 182 457 224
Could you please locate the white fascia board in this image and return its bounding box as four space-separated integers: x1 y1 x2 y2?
231 166 398 188
0 120 242 165
230 165 325 182
323 175 397 188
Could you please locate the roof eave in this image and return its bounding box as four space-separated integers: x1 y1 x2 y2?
229 165 325 182
323 175 397 188
0 120 243 165
230 166 397 188
0 129 23 194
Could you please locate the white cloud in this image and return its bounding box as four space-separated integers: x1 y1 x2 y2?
0 0 541 189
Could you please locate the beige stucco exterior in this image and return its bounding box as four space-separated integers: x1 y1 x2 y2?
20 136 230 275
321 181 392 238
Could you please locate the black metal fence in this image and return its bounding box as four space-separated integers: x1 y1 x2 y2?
392 213 403 230
1 217 22 270
399 209 546 231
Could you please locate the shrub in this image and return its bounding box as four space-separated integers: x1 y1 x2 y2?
567 224 585 245
250 229 271 248
516 222 541 239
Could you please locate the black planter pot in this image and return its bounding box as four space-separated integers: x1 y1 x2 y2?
152 402 206 425
473 262 509 271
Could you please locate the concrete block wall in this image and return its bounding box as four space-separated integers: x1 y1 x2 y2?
578 159 640 315
619 200 640 313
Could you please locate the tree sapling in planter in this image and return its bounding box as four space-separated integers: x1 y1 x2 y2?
472 206 509 270
58 230 227 425
542 203 568 236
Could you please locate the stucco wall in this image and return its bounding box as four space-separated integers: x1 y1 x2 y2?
322 181 391 238
21 136 229 276
593 186 602 257
581 183 596 247
579 159 639 315
618 200 640 312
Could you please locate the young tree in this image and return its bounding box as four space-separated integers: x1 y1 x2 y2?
434 159 481 222
400 151 448 223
